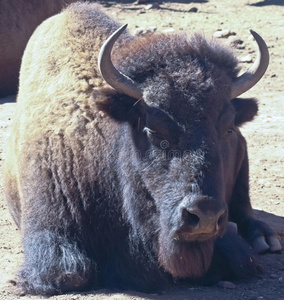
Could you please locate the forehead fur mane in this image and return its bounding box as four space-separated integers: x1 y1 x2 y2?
114 33 240 122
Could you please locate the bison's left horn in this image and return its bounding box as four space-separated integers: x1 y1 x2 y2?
231 30 269 99
98 24 143 100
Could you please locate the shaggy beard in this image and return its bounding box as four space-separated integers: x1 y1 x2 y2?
158 233 215 279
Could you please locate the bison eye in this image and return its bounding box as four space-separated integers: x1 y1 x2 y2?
143 127 157 135
143 127 166 148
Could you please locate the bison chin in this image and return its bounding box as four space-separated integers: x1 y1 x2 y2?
158 233 215 279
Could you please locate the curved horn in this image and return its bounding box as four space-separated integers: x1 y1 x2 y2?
98 24 142 100
231 30 269 99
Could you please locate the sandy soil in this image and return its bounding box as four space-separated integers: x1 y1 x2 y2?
0 0 283 299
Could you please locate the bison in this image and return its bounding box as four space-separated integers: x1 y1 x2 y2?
0 0 81 97
4 2 282 295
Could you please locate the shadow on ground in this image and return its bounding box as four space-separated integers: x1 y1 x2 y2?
0 95 16 104
97 0 208 4
254 209 284 242
248 0 284 6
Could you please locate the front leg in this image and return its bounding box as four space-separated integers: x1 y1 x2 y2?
18 229 96 295
229 151 282 254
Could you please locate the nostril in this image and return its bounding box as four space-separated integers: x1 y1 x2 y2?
182 209 200 227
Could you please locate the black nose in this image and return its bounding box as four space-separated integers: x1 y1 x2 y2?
179 196 227 238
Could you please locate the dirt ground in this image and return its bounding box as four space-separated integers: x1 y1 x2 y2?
0 0 283 299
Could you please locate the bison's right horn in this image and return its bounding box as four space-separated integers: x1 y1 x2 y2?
98 24 143 100
231 30 269 99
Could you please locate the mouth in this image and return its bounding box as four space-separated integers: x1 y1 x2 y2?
174 231 219 242
173 219 227 243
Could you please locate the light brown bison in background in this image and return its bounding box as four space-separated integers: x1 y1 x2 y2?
0 0 81 97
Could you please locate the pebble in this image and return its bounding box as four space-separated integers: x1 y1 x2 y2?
228 36 244 49
8 280 17 286
217 281 236 289
240 55 253 63
188 7 198 13
133 26 157 36
145 3 160 10
213 29 236 38
162 28 175 33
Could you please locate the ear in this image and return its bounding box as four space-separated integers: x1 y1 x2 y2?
231 98 258 127
92 88 142 124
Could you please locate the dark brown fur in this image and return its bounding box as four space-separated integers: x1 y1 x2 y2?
4 3 277 295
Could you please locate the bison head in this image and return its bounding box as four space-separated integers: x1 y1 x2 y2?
95 26 268 279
